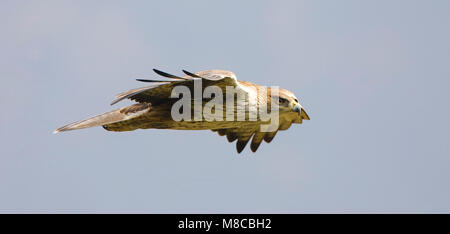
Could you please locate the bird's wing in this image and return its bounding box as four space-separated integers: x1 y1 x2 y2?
212 125 280 153
212 111 302 153
111 69 239 105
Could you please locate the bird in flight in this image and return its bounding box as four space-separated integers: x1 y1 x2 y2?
54 69 310 153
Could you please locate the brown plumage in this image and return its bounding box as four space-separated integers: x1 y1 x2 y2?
54 69 310 153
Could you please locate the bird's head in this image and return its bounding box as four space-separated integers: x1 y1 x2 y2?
272 88 310 124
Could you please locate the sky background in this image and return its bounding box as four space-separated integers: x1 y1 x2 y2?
1 0 449 213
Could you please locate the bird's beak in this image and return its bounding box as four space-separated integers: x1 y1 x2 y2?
292 103 302 115
292 103 310 120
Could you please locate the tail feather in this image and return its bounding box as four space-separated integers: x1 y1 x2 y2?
53 103 151 133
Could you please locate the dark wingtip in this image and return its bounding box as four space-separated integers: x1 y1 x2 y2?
263 131 278 143
182 69 202 78
153 69 188 80
236 140 249 153
217 129 226 136
136 79 166 83
250 142 261 153
226 133 237 142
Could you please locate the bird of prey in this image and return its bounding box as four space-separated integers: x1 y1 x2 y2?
54 69 310 153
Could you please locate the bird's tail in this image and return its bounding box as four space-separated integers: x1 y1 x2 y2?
53 103 151 133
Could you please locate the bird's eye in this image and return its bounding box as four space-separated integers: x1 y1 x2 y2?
279 98 288 105
294 98 299 103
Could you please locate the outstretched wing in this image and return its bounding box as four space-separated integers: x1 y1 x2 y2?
111 69 239 105
212 125 279 154
212 111 304 153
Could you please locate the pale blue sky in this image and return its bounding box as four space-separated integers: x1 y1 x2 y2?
1 0 449 213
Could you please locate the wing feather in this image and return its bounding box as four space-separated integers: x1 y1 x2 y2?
111 69 239 105
250 132 265 152
264 131 278 143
